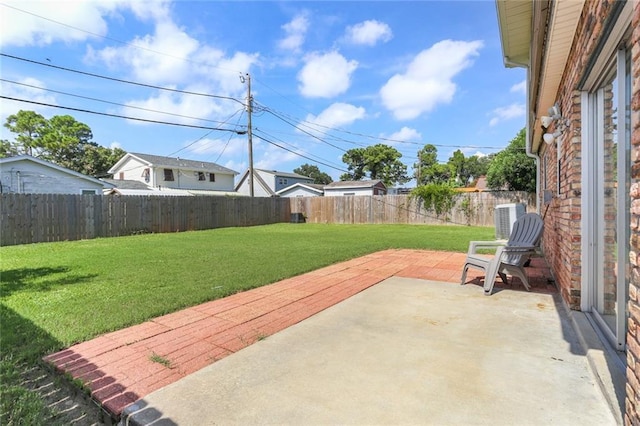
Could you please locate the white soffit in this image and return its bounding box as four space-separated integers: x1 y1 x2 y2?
496 0 532 67
533 0 584 151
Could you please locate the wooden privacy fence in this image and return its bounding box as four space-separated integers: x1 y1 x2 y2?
289 192 536 226
0 194 291 246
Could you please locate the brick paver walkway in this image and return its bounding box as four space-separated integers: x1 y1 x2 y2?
43 249 555 419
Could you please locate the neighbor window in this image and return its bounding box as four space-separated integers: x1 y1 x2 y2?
81 189 96 195
197 172 206 181
209 173 215 182
142 168 150 183
164 168 174 181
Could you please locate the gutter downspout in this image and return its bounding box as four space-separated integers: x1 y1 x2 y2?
524 66 541 215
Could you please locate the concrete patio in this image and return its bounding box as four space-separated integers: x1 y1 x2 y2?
42 249 620 425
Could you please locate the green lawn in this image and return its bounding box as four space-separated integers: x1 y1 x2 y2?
0 223 493 423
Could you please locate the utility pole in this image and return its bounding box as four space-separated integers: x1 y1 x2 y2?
243 73 255 198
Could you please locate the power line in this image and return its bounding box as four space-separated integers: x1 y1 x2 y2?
1 96 246 133
253 128 345 170
1 78 246 127
1 53 244 104
214 109 246 164
255 101 508 152
166 108 245 158
252 133 348 173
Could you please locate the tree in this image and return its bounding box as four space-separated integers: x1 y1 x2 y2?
293 164 333 185
448 149 467 186
3 110 48 156
414 144 439 186
39 115 93 168
340 144 409 187
486 128 536 192
2 110 125 177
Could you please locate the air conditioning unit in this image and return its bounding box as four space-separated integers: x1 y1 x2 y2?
494 203 526 239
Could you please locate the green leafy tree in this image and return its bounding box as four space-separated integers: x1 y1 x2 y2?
3 110 125 177
340 144 409 187
448 149 467 186
3 110 48 156
486 128 536 192
293 164 333 185
422 162 453 185
0 140 19 158
414 144 439 186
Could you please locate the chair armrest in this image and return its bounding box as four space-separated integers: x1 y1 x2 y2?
501 245 538 254
468 240 507 255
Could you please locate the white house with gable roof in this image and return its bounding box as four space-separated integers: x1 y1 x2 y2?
108 152 238 193
0 155 114 194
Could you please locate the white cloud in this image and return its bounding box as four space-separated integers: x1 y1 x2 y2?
81 5 258 125
110 142 122 150
304 103 366 130
488 103 525 126
298 51 358 98
510 80 526 94
345 20 392 46
122 88 229 126
255 144 301 170
0 0 114 47
278 13 309 52
380 39 483 120
86 19 201 86
382 127 422 145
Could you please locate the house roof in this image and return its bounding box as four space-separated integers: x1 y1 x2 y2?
109 152 238 175
102 179 152 190
255 169 314 180
0 155 115 188
324 180 386 189
275 182 325 196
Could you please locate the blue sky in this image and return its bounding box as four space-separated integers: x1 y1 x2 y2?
0 0 526 184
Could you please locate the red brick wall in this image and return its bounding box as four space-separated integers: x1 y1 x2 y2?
539 0 623 310
626 1 640 423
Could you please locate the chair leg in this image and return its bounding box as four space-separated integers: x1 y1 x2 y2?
498 271 509 285
461 265 469 285
510 268 531 291
483 248 504 296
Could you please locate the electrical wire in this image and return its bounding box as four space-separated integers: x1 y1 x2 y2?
251 133 348 173
1 53 244 104
1 96 246 133
1 78 245 127
253 128 345 170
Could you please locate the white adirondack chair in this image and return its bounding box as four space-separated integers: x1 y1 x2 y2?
461 213 544 295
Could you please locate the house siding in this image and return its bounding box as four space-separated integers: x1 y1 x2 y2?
111 156 236 192
627 2 640 423
0 158 106 194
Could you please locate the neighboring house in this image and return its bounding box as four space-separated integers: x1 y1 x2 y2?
0 155 114 194
496 0 639 422
455 176 489 193
323 180 387 197
275 182 325 198
108 152 238 193
235 169 314 197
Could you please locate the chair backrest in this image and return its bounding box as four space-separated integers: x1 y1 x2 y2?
503 213 544 265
